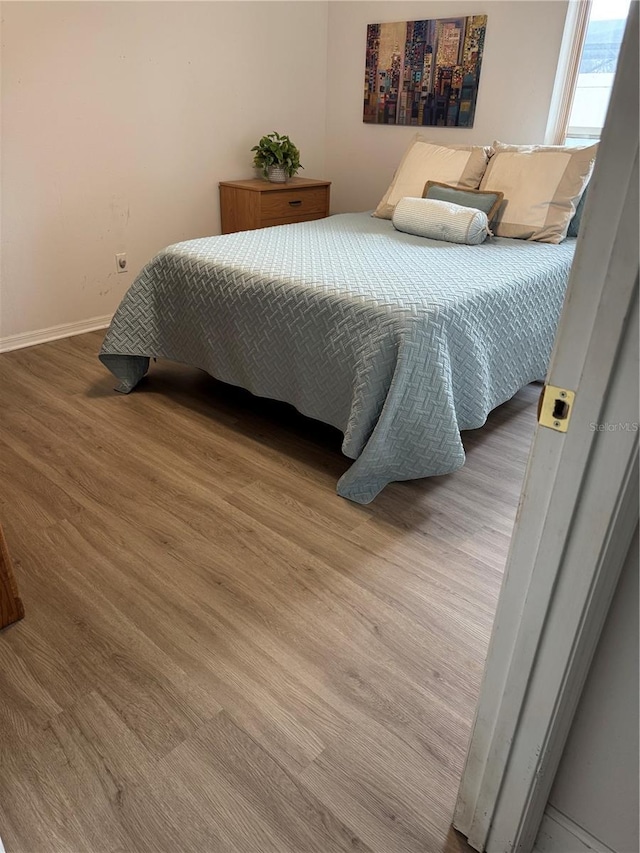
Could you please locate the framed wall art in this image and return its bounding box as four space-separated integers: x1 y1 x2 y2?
364 16 487 127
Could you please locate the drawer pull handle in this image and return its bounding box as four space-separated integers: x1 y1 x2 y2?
288 200 302 207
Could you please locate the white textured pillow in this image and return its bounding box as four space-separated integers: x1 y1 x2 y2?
392 197 490 245
373 134 489 220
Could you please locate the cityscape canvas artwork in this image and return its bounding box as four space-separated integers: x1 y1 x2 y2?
364 16 487 127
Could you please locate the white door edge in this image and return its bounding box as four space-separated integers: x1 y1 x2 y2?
453 7 639 852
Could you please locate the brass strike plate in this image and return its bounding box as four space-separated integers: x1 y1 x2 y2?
538 385 575 433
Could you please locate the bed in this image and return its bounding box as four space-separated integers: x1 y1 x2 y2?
100 212 575 503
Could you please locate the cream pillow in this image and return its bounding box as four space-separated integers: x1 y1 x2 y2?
373 134 489 220
480 140 598 243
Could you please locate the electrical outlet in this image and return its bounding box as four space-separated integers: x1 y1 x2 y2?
115 253 127 274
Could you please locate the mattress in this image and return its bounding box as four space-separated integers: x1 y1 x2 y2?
100 212 575 503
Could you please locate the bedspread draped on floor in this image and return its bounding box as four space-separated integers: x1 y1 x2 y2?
100 213 575 503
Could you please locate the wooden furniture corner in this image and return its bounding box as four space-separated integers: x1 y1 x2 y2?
0 525 24 630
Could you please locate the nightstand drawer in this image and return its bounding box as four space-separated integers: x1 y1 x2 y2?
261 187 329 222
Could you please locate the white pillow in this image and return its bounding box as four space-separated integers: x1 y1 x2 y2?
373 134 490 220
392 197 490 245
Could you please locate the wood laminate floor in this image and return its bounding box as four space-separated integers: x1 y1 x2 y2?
0 331 538 853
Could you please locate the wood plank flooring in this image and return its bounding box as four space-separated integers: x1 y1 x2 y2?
0 331 538 853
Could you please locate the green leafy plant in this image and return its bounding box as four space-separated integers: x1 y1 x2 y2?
251 131 303 179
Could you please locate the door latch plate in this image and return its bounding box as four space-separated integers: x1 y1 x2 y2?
538 385 575 432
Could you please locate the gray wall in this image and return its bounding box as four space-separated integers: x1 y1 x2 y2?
545 525 639 852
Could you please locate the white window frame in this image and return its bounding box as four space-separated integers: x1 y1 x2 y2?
545 0 593 144
546 0 630 146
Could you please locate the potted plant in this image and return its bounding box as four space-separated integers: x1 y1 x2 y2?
251 131 303 183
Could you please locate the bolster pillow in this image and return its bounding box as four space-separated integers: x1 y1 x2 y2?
392 196 490 245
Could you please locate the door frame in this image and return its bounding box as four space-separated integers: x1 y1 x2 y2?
453 7 639 852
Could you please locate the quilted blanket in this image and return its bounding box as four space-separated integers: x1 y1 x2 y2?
100 213 575 503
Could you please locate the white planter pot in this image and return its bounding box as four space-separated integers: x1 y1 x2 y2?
267 165 289 183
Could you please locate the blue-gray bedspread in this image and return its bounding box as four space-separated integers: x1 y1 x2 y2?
100 213 575 503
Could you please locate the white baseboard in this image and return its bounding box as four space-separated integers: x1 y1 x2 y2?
0 315 112 354
534 806 616 853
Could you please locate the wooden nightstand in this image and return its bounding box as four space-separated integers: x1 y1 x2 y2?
219 177 331 235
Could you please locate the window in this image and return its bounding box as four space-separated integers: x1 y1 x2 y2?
566 0 630 144
548 0 631 145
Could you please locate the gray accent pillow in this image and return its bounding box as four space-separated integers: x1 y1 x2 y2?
423 180 504 223
568 184 589 238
